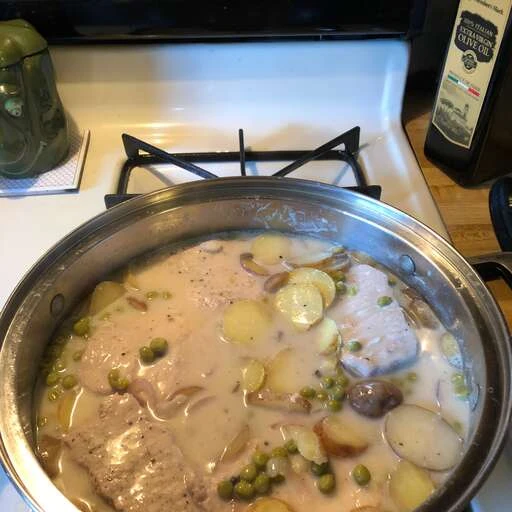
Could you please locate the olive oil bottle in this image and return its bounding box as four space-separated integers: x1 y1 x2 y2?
424 0 512 186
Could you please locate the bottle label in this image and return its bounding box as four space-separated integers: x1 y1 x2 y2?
432 0 511 149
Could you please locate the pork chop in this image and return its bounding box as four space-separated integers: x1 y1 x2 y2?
337 264 418 377
65 394 216 512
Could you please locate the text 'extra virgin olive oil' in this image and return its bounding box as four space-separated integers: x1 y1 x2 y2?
424 0 512 186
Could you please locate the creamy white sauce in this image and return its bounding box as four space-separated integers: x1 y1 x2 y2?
35 233 470 512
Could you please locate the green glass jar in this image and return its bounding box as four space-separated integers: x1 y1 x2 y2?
0 20 68 178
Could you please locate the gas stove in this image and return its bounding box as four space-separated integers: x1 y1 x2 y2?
0 40 509 511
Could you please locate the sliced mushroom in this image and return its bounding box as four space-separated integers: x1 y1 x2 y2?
240 253 270 276
126 296 148 312
264 272 290 293
288 250 351 274
220 424 251 462
154 386 204 419
347 380 403 418
246 389 312 414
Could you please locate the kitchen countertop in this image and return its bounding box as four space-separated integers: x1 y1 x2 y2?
404 92 512 327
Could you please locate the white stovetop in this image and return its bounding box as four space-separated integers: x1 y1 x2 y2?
0 40 509 511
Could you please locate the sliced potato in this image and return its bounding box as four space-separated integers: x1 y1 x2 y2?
440 332 463 369
289 267 336 308
240 253 270 276
247 497 294 512
89 281 125 315
384 404 463 471
266 348 300 394
58 391 77 432
274 283 323 331
315 317 341 355
247 389 311 414
389 460 435 512
242 359 266 393
313 416 368 457
251 233 291 265
281 424 327 464
222 299 272 344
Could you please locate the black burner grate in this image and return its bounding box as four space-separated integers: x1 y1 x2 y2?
105 126 381 208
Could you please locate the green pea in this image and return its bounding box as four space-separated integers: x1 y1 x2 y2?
377 296 393 307
108 369 120 387
388 277 397 286
47 389 61 401
300 386 317 399
321 376 334 389
346 341 362 352
330 271 346 282
253 473 270 494
406 372 418 382
252 450 269 469
317 473 336 494
451 372 465 384
46 371 60 387
285 439 298 454
311 461 330 476
62 374 78 389
352 464 371 486
271 446 288 459
146 291 159 300
240 463 258 482
335 282 347 294
329 385 345 401
326 399 342 412
454 382 470 399
149 337 168 356
271 474 285 484
139 346 155 364
73 317 90 337
37 416 48 428
347 286 358 296
234 480 255 500
72 350 84 362
115 377 130 392
161 291 172 300
335 373 349 387
316 390 328 402
217 480 233 500
53 358 66 372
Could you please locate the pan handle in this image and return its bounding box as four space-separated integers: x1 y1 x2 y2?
468 252 512 289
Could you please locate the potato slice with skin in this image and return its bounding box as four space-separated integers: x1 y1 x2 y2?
242 359 266 393
384 404 463 471
251 233 291 265
222 299 272 344
289 267 336 308
281 424 327 464
247 497 294 512
313 416 368 457
274 283 324 331
389 460 435 512
89 281 125 315
315 317 341 355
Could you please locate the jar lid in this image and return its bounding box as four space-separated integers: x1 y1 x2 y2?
0 19 47 68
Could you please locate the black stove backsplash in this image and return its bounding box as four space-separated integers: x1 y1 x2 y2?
0 0 425 43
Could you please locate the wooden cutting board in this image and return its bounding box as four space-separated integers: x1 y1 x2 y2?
404 92 512 327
